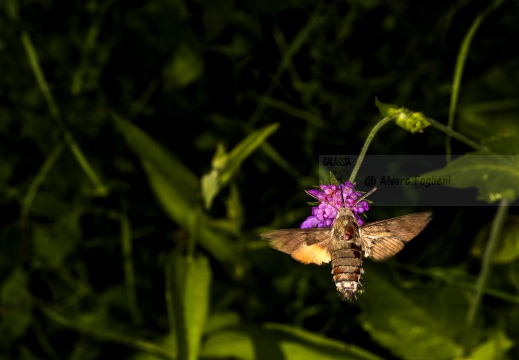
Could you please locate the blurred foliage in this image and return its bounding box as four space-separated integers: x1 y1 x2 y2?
1 0 519 359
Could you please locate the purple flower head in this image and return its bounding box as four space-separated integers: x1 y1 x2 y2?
300 181 370 229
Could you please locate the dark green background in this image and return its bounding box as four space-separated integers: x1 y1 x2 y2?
1 1 519 359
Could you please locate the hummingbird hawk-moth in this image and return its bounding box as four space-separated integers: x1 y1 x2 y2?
261 194 432 301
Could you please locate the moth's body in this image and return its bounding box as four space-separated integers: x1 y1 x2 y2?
329 208 363 300
261 207 432 300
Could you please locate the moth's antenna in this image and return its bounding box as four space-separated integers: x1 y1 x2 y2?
305 190 340 211
339 183 346 209
354 187 377 206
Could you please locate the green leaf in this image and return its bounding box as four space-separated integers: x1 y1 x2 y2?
375 98 430 133
481 132 519 155
468 330 513 360
204 311 241 334
113 114 237 264
201 143 227 211
458 99 519 142
471 215 519 264
0 269 32 340
33 209 82 267
201 123 279 209
421 135 519 202
201 323 383 360
374 97 399 117
163 44 204 90
358 268 462 360
265 323 383 360
41 306 176 359
112 113 198 198
329 170 341 186
169 253 211 360
201 328 254 359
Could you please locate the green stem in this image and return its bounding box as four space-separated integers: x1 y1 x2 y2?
349 116 393 183
428 117 518 168
120 212 142 326
464 198 510 353
20 142 65 226
446 0 506 162
427 118 492 154
396 263 519 304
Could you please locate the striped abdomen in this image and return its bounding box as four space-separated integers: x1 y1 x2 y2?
331 241 363 301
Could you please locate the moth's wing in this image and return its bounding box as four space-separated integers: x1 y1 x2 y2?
260 228 332 265
360 212 432 261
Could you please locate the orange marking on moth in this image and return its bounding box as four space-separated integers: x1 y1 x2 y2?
291 244 331 265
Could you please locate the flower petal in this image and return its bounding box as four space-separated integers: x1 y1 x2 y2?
301 216 319 229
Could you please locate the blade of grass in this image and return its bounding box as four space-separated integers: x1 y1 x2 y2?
71 0 114 95
21 32 108 196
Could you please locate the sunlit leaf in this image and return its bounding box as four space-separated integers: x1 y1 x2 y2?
421 135 519 202
468 330 513 360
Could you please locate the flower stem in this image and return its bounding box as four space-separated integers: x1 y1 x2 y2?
463 198 510 353
349 116 393 183
427 117 492 154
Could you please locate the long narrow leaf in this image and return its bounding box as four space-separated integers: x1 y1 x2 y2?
169 253 211 360
113 114 237 264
